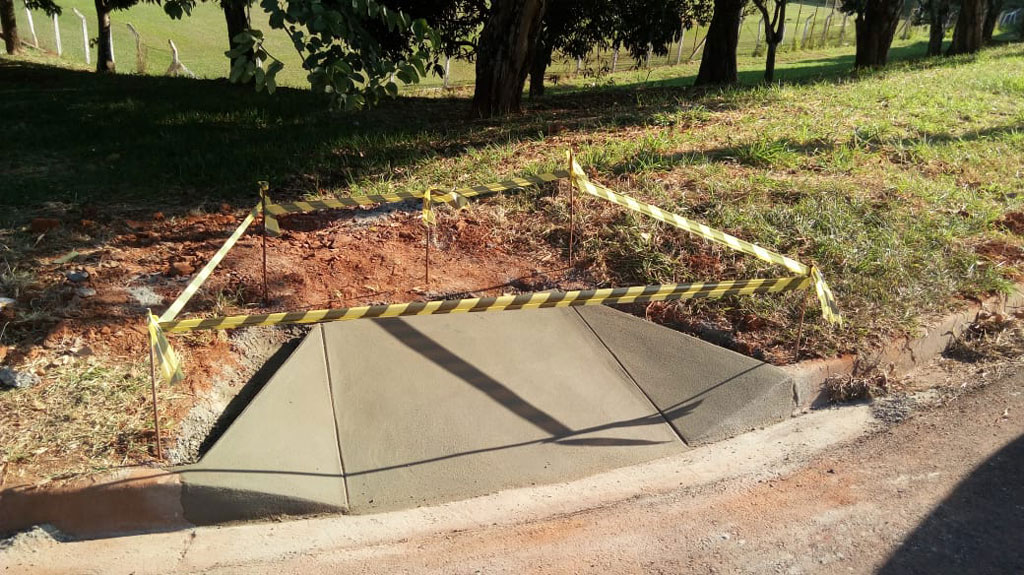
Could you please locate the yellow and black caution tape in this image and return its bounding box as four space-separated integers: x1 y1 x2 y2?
160 205 260 323
262 171 569 237
148 312 184 385
567 154 842 325
158 277 809 333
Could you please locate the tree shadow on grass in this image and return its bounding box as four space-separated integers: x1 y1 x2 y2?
3 39 1013 216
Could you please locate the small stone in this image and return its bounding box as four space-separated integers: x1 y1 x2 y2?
65 270 89 283
0 367 41 389
74 346 94 357
29 218 61 233
169 262 195 276
75 287 97 298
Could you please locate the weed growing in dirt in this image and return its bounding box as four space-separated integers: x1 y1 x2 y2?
0 359 158 482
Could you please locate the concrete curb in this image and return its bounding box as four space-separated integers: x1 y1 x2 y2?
785 286 1024 408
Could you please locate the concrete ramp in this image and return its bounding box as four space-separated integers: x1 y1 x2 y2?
179 306 796 523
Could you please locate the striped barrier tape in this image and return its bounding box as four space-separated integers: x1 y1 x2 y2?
159 204 260 323
262 171 569 237
158 277 809 333
148 313 184 385
567 154 842 326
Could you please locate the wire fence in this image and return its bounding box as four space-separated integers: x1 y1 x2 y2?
11 0 958 88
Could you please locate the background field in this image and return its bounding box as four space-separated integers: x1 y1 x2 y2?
13 0 929 89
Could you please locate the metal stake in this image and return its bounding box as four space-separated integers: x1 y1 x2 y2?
425 226 431 285
793 290 810 361
568 152 576 267
261 191 269 305
149 342 163 460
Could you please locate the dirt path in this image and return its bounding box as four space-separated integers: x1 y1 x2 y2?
4 355 1022 574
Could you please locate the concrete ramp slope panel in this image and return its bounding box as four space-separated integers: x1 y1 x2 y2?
575 306 796 446
179 327 347 525
323 307 685 513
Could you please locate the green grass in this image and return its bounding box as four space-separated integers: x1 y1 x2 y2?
2 41 1024 356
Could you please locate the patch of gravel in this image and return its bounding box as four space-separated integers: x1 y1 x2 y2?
126 285 164 308
167 325 308 464
0 524 69 553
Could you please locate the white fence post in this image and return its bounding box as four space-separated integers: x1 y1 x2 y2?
166 38 195 77
675 24 685 65
442 55 451 88
24 8 38 48
126 22 142 72
611 46 619 73
108 18 114 63
838 13 848 45
52 13 61 56
72 8 89 65
754 17 764 55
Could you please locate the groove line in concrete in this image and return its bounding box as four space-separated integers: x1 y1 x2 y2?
320 323 351 511
572 308 689 448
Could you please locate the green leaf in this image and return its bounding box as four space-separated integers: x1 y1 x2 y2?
229 57 247 83
255 67 266 91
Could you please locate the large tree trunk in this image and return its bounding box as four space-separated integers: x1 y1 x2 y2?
0 0 20 55
982 0 1002 43
471 0 546 118
528 40 552 98
695 0 746 86
853 0 903 68
95 0 115 72
223 0 251 78
928 0 949 55
947 0 984 54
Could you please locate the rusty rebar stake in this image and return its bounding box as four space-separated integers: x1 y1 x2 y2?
793 290 810 361
261 192 269 305
425 226 431 285
568 154 576 267
149 342 163 460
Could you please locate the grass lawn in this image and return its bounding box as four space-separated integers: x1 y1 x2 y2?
1 40 1023 481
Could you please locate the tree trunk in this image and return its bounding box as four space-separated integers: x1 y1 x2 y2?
528 40 552 98
947 0 984 54
695 0 746 86
95 0 115 72
853 0 903 68
764 39 779 82
471 0 546 118
928 0 949 55
982 0 1002 43
0 0 20 55
223 0 251 76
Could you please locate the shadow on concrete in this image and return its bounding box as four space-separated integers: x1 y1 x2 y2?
877 433 1024 574
375 319 575 436
194 333 306 459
